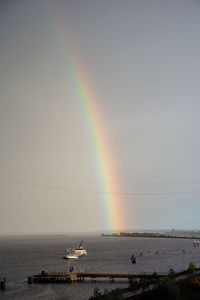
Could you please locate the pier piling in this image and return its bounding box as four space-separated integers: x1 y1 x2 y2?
28 276 33 284
0 278 6 290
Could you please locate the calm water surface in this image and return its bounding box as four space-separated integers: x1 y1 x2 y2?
0 235 200 299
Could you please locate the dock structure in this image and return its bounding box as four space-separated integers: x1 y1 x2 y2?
77 272 166 283
32 272 78 283
30 272 167 284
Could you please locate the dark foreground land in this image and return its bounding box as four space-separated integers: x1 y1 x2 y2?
89 277 200 300
88 264 200 300
132 278 200 300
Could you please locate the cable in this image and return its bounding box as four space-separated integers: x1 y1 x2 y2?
1 175 200 195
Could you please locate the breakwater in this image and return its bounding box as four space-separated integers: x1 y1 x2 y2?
101 232 200 239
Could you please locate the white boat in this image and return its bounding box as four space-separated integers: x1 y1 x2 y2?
63 240 87 259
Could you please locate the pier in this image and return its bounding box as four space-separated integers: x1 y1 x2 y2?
76 272 166 283
31 272 78 283
30 272 167 284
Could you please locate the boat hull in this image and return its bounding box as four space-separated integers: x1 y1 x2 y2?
63 253 87 259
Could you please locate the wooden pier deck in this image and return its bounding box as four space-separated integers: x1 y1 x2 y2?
30 272 167 284
77 272 167 282
32 272 78 283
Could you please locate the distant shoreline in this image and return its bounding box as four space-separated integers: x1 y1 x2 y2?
101 232 200 239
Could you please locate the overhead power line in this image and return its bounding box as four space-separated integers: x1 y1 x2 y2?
1 175 200 196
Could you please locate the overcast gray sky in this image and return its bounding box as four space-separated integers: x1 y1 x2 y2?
1 0 200 234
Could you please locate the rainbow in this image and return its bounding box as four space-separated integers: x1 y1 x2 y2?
56 30 125 231
70 57 125 231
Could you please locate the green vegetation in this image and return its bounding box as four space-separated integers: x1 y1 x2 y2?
187 262 196 274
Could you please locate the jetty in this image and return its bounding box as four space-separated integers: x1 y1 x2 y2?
29 272 78 283
102 232 200 239
29 272 167 284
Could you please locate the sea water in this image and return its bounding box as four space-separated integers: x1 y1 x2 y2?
0 235 200 299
